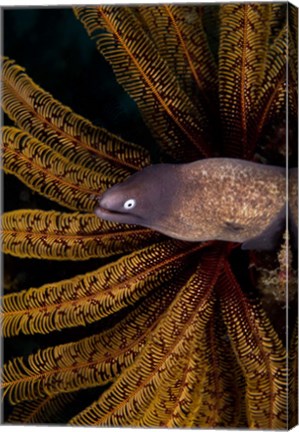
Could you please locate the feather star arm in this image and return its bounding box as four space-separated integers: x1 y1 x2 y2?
7 393 79 424
250 23 287 153
74 6 212 161
1 240 204 336
218 4 275 159
2 126 119 212
69 247 223 426
1 209 162 261
2 273 194 405
137 6 218 112
219 261 287 429
2 57 150 172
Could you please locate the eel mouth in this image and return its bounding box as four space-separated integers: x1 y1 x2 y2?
94 204 124 219
94 201 144 225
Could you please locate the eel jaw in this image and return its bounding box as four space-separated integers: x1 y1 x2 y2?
94 201 143 225
94 203 124 221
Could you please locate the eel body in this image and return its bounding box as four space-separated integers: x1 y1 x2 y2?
95 158 290 250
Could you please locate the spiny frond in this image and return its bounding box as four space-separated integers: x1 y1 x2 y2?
289 4 298 78
2 126 116 212
289 323 298 427
219 262 287 429
252 24 287 151
138 6 218 111
141 301 245 428
2 333 126 404
269 4 287 44
2 57 150 172
137 6 194 98
69 248 223 426
194 305 247 428
2 277 188 404
1 209 161 260
161 328 208 428
8 393 78 424
2 240 203 336
136 314 206 428
74 6 212 162
219 4 272 158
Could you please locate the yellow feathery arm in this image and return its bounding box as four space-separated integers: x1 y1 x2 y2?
165 5 218 90
288 6 298 132
248 4 287 96
219 4 272 158
2 57 150 172
219 261 287 429
268 3 286 44
139 292 244 428
137 5 194 94
137 6 217 108
138 298 228 428
69 247 223 426
250 24 287 153
193 307 247 428
2 126 122 212
135 315 206 428
163 5 218 113
7 393 78 424
289 323 298 427
2 240 203 336
161 326 209 428
74 6 212 161
2 277 185 405
289 4 298 79
1 210 162 260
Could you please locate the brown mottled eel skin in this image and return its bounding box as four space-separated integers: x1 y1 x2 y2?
95 158 296 250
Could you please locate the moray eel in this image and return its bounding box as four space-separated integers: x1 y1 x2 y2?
95 158 293 250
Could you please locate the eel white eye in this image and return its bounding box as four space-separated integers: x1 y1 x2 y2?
123 198 136 210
